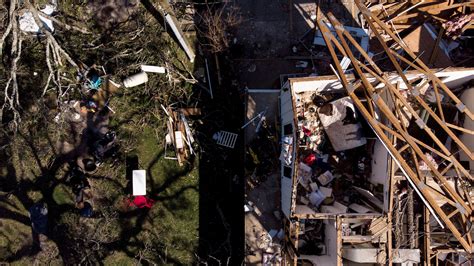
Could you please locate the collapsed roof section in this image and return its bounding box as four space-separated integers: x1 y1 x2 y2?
367 1 474 41
315 0 474 254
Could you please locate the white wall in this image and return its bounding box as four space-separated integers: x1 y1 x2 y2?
460 87 474 171
281 176 293 218
290 76 346 93
370 140 390 212
325 219 338 259
280 87 295 218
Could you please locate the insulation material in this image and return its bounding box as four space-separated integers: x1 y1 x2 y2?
317 96 366 151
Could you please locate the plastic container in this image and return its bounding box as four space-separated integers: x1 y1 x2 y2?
123 72 148 88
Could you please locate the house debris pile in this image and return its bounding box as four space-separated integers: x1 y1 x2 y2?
245 121 278 188
49 64 122 217
51 62 199 218
293 92 377 216
245 200 284 265
277 0 474 265
162 105 200 166
366 1 474 68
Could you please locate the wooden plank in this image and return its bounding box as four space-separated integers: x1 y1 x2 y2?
336 217 343 266
365 20 474 168
428 27 446 66
424 177 431 266
329 12 473 183
360 2 474 122
342 235 372 243
432 81 445 122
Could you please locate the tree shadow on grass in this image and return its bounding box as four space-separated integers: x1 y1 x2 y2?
0 110 120 263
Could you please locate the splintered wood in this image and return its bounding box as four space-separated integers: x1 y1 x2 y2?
316 0 473 255
163 106 198 166
369 1 474 40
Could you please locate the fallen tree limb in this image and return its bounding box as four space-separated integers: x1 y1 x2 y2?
40 13 92 35
25 0 78 68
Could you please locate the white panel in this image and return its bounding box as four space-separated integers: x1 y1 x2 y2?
132 170 147 196
370 140 389 185
460 87 474 171
292 78 346 93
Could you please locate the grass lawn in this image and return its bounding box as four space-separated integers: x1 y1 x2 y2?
0 4 200 262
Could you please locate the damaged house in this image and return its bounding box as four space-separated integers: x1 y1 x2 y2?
280 73 419 265
279 67 474 265
278 2 474 265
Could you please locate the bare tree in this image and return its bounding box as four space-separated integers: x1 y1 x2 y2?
194 4 241 85
196 4 242 54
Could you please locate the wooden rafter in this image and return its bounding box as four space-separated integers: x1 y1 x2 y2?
316 2 473 253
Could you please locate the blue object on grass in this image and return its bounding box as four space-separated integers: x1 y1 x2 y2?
88 76 102 90
80 202 93 217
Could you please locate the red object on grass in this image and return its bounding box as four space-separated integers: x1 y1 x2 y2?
128 196 155 208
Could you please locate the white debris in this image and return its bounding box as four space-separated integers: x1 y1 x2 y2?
19 5 56 33
140 65 166 73
123 72 148 88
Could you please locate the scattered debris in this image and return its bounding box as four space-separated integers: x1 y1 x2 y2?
273 1 473 264
317 96 366 151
